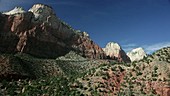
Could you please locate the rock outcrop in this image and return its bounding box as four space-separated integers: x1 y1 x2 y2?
103 42 131 62
0 4 105 59
127 47 146 61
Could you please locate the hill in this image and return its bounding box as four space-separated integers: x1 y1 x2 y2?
71 47 170 96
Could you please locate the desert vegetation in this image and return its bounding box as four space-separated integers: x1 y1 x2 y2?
0 48 170 96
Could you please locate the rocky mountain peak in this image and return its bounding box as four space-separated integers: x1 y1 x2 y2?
127 47 147 61
28 4 61 29
2 7 25 15
103 42 131 62
0 4 105 59
29 4 55 18
103 42 121 57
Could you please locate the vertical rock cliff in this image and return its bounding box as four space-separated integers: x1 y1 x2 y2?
0 4 106 59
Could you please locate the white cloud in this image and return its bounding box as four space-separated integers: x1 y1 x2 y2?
122 43 137 47
123 47 135 52
122 43 138 52
143 42 170 54
122 42 170 54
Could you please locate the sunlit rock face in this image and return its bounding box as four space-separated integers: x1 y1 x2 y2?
127 47 147 61
0 4 106 59
28 4 55 20
2 7 25 15
103 42 120 57
103 42 131 62
28 4 74 39
28 4 60 29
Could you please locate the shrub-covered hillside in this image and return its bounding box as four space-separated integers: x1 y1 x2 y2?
0 47 170 96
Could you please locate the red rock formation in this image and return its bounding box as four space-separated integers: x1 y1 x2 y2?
0 4 106 59
71 32 105 59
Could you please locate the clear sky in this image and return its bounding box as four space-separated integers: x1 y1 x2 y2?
0 0 170 54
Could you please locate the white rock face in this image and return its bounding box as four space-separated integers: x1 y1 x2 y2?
29 4 55 20
127 47 147 62
28 4 74 35
103 42 121 58
28 4 61 28
3 7 25 15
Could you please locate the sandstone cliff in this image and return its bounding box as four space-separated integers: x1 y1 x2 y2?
0 4 105 59
103 42 131 62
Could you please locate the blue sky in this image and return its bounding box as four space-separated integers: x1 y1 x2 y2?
0 0 170 54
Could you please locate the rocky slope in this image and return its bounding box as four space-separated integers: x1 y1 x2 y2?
127 47 147 61
103 42 131 62
0 51 108 81
0 4 105 59
71 47 170 96
0 52 109 95
1 47 169 96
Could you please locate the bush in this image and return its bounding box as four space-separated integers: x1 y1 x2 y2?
136 72 143 76
0 76 72 96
